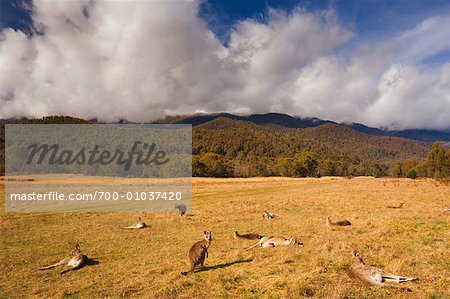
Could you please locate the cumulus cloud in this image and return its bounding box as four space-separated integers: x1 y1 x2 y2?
0 0 450 130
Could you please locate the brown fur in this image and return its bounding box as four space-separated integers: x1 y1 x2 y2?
349 252 417 291
326 216 351 227
387 202 404 209
246 236 303 250
181 231 212 275
234 231 263 240
122 217 147 229
39 244 87 275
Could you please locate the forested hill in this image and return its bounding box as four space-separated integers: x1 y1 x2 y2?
157 112 450 143
194 117 430 164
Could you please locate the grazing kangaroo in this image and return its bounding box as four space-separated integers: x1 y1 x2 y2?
39 244 87 275
326 216 351 227
262 210 275 220
234 231 263 240
349 251 418 290
181 231 212 275
246 236 303 250
387 202 404 209
175 204 187 216
123 217 147 229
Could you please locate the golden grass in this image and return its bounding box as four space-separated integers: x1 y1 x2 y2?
0 177 449 298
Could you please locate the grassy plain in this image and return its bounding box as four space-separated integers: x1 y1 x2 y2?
0 177 449 298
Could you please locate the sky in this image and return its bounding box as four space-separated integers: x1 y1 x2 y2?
1 0 450 130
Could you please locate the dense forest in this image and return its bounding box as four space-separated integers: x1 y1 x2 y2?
1 116 449 178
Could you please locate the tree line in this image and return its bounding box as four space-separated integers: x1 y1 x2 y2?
1 116 449 178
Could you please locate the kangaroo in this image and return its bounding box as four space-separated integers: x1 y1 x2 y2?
326 216 351 227
181 231 212 275
234 231 263 240
123 217 147 229
175 204 187 216
262 210 275 220
387 202 404 209
246 236 303 250
349 251 418 291
39 244 87 275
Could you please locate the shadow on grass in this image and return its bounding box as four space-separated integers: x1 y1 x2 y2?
194 258 253 273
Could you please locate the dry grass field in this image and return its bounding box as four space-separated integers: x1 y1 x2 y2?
1 177 449 298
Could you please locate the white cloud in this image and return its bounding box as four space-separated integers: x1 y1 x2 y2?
0 1 449 130
396 15 450 64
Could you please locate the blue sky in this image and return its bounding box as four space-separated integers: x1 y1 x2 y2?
1 0 450 129
198 0 450 65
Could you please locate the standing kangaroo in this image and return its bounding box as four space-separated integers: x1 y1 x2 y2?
326 216 351 227
349 251 418 290
39 244 87 275
246 236 303 250
123 217 147 229
181 231 212 275
234 231 263 240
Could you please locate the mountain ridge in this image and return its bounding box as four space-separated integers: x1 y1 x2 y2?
156 112 450 143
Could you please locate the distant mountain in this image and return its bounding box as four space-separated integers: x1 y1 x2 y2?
346 123 450 143
157 113 450 143
156 112 331 128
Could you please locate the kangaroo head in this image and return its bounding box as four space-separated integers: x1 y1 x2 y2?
203 231 212 241
72 244 81 254
352 251 364 264
290 238 304 247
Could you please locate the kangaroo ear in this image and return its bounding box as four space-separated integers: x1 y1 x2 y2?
203 231 207 235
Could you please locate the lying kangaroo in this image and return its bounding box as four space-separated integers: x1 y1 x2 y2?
234 231 263 240
387 202 404 209
175 204 187 216
326 216 351 227
246 236 303 250
39 244 87 275
123 217 147 229
262 210 275 220
181 231 212 275
349 251 418 290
